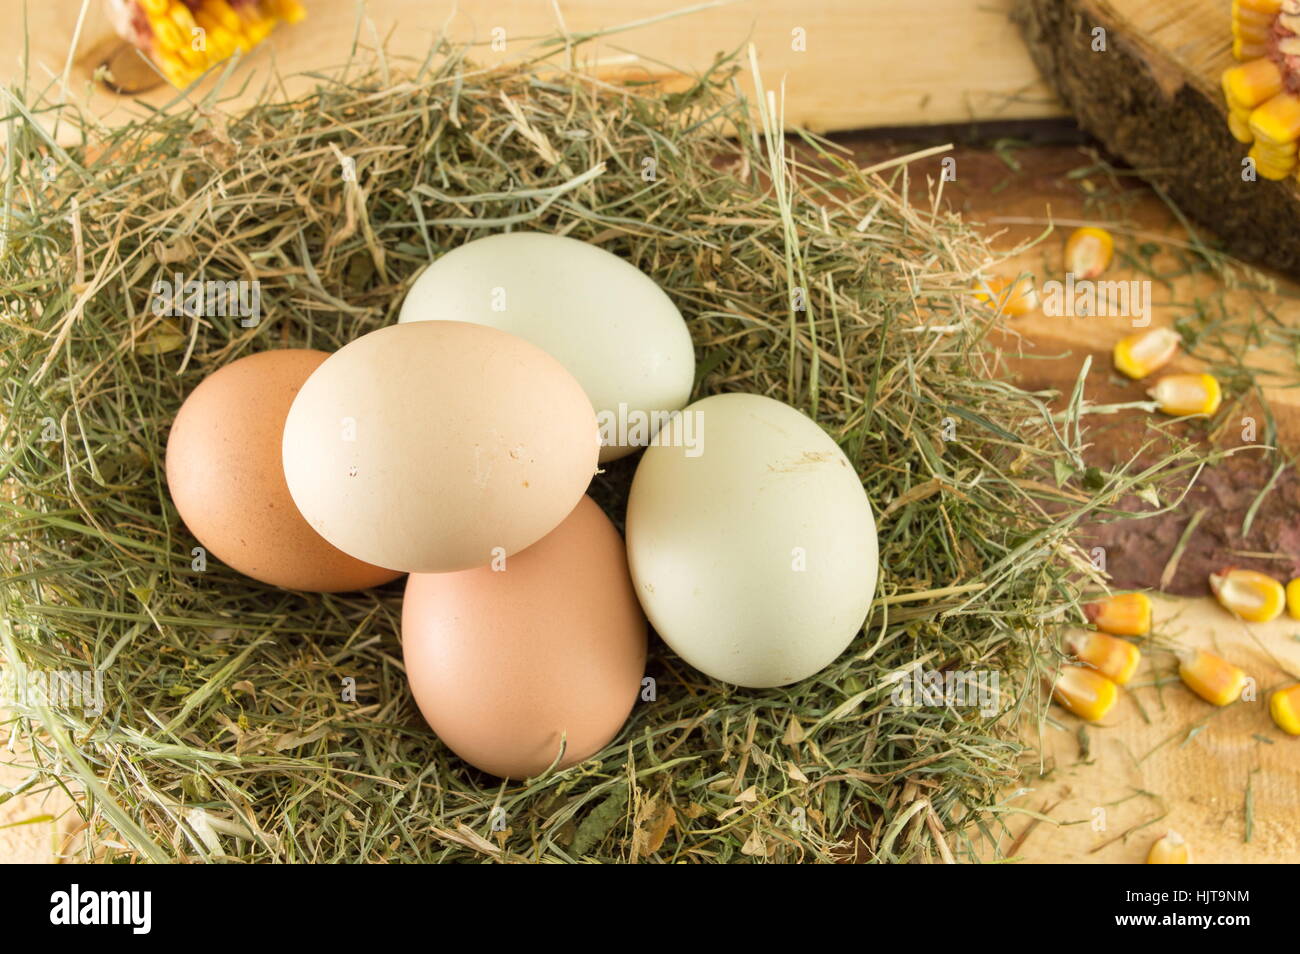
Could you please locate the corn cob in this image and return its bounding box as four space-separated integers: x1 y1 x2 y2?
1146 830 1191 864
1113 327 1180 380
1221 1 1300 182
1064 227 1113 280
1052 665 1119 722
1178 648 1248 706
1066 631 1142 685
1209 567 1286 622
1148 373 1222 417
972 275 1037 317
1083 592 1152 637
1269 683 1300 734
105 0 306 88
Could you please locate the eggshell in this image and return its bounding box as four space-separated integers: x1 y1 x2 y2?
165 349 402 592
282 321 598 573
401 496 647 779
625 393 878 688
398 232 695 462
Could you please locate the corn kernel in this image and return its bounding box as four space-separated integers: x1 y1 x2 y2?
1285 578 1300 619
150 14 187 52
1248 144 1297 179
1083 592 1152 637
1209 568 1285 622
1234 37 1270 59
205 0 245 33
140 0 170 15
1052 665 1119 722
1222 59 1283 109
1113 327 1180 380
1228 112 1255 143
1067 631 1142 685
1147 830 1191 864
1251 93 1300 144
1178 648 1247 706
1270 683 1300 735
1235 0 1282 17
1148 373 1221 417
1064 227 1114 280
972 275 1037 316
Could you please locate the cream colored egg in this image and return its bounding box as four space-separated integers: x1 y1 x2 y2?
398 232 695 461
282 321 598 573
625 393 878 688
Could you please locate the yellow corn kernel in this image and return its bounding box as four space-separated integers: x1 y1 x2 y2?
1209 568 1285 622
1250 93 1300 144
1270 683 1300 735
1234 0 1282 17
1222 59 1284 109
169 3 198 33
1234 37 1271 59
1147 831 1191 864
1148 373 1221 417
1052 665 1119 722
150 14 187 52
972 275 1037 316
1248 144 1298 179
1286 578 1300 619
140 0 170 15
1064 226 1114 280
1083 592 1152 637
1228 112 1255 143
1178 648 1247 706
203 0 245 33
1067 631 1142 685
267 0 308 23
1113 327 1180 380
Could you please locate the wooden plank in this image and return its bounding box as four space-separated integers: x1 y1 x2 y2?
1005 594 1300 864
4 0 1062 133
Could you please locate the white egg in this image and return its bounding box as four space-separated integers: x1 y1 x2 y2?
625 393 878 688
398 232 695 461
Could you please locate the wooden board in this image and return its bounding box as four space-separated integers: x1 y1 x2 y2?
1015 0 1300 279
838 137 1300 863
6 0 1062 136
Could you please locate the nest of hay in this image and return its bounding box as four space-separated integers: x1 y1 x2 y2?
1 40 1123 863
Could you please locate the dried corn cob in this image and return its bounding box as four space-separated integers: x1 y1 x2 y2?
1148 373 1221 417
1178 648 1248 706
1221 2 1300 181
1083 592 1152 637
1269 683 1300 734
1051 665 1119 722
105 0 306 88
1113 327 1180 380
1209 567 1286 622
1066 631 1142 685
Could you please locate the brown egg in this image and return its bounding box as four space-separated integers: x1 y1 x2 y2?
166 349 403 592
402 496 647 779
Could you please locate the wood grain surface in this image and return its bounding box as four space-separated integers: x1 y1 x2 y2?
4 0 1062 134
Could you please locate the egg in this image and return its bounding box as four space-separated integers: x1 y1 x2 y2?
397 232 695 462
165 349 402 592
401 496 647 779
625 393 879 688
282 321 597 573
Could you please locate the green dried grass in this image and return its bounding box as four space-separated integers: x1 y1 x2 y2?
0 33 1164 863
